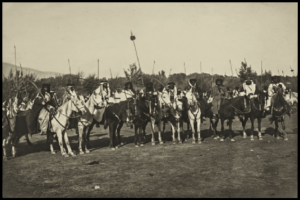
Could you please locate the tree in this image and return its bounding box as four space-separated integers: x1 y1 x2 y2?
238 61 257 82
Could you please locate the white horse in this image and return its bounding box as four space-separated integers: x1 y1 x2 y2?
48 98 86 157
284 91 298 106
2 95 19 161
185 91 202 144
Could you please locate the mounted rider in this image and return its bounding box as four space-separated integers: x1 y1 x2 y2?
267 76 290 115
123 81 136 101
26 83 56 136
242 76 261 110
185 78 201 98
210 78 229 117
63 81 78 104
161 82 178 117
94 80 111 128
232 86 240 98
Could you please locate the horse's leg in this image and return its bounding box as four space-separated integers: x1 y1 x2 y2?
168 121 176 144
77 125 84 155
116 121 124 146
48 130 55 155
220 118 225 142
186 121 190 140
197 114 201 144
177 121 182 144
274 120 280 139
138 127 144 147
242 115 248 139
63 130 75 157
157 120 163 145
142 123 147 141
108 123 117 150
134 124 139 147
189 116 196 144
83 126 90 153
56 129 68 157
229 119 234 142
250 116 255 141
162 121 166 134
86 119 95 142
213 117 219 139
3 138 7 161
257 117 263 140
150 118 156 145
281 118 288 141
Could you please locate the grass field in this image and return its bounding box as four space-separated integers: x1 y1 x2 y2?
2 113 298 198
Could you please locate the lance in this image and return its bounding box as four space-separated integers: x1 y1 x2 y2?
98 59 99 79
169 68 172 76
68 59 71 75
261 61 263 90
184 62 186 74
130 31 144 87
110 68 113 79
278 69 280 75
30 81 45 100
290 66 295 76
229 60 233 78
14 45 17 73
152 77 166 88
282 70 284 77
200 62 202 89
211 68 214 87
152 60 155 75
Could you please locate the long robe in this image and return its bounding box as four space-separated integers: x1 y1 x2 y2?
211 85 228 115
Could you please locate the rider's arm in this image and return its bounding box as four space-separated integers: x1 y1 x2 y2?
268 84 274 96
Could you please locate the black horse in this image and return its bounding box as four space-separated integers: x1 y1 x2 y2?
207 96 251 141
269 91 291 141
86 101 129 150
240 91 268 140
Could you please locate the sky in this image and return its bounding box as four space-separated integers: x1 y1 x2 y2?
2 3 298 78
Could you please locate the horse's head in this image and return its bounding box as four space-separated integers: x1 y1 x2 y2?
71 98 86 115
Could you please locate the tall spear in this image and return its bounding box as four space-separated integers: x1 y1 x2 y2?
229 60 233 78
261 61 263 89
184 62 186 74
110 68 113 79
68 59 71 75
169 68 172 76
130 31 144 86
290 66 295 76
14 45 17 73
152 60 155 75
211 68 214 87
98 59 99 79
200 62 202 89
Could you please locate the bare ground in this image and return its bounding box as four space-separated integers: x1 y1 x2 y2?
2 114 298 198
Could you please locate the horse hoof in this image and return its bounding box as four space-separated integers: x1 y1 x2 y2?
152 142 155 146
220 139 224 142
277 137 280 140
160 141 164 145
120 142 124 146
192 141 196 144
79 151 85 155
116 146 119 149
135 145 139 148
197 141 202 144
3 156 8 161
111 148 116 151
63 154 69 157
243 136 247 139
284 138 288 141
51 151 56 155
85 150 90 154
140 144 144 147
70 153 76 157
251 138 254 141
259 137 263 140
213 137 218 140
173 142 176 145
231 139 235 142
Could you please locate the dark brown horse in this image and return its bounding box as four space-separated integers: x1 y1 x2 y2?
240 91 268 140
207 96 251 141
269 92 291 141
86 101 130 150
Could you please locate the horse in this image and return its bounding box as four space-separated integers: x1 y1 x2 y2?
269 91 291 141
46 98 86 157
284 91 298 108
239 91 268 140
159 91 184 144
2 95 19 161
208 95 251 141
85 92 130 150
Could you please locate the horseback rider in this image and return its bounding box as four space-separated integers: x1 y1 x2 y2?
185 78 201 98
63 81 77 104
123 81 136 101
232 86 240 98
144 82 155 99
267 76 290 115
241 77 261 110
211 78 229 117
161 82 178 117
27 83 56 136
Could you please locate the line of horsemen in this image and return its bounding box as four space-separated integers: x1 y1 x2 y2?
3 75 293 138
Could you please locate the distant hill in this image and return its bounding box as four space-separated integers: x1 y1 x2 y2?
2 62 62 79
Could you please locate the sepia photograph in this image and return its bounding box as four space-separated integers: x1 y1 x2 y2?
2 2 298 198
